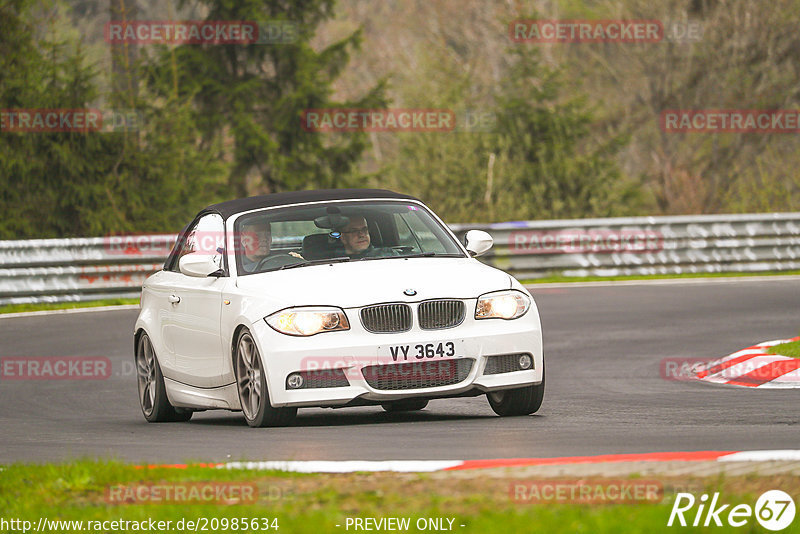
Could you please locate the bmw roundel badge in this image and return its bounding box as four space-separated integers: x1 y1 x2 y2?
404 289 417 296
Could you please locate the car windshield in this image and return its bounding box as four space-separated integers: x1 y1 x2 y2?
233 200 465 275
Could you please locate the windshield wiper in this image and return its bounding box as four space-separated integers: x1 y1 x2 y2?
401 252 463 259
352 252 430 262
357 252 462 262
277 256 352 270
400 252 436 258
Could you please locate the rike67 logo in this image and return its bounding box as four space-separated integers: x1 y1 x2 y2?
668 490 795 530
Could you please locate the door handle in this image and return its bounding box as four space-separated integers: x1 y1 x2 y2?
168 294 181 304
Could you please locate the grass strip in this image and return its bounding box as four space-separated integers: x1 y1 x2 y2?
0 298 139 315
769 340 800 359
0 460 797 533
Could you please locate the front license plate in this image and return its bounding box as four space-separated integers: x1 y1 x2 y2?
379 341 463 363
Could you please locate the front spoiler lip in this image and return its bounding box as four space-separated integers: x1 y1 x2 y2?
272 368 541 408
324 380 544 409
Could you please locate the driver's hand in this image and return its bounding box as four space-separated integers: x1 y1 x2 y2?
289 252 305 259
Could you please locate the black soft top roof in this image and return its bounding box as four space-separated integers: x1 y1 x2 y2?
202 188 420 219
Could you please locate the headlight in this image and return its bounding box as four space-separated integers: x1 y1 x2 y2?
265 307 350 336
475 290 530 320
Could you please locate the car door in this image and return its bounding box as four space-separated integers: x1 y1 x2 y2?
165 213 228 388
140 269 182 373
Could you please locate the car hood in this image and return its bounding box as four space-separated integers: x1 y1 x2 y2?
235 257 512 309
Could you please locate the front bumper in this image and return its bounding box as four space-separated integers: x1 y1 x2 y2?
249 303 543 408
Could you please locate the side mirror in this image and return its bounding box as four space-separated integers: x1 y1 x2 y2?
179 253 222 277
464 230 493 257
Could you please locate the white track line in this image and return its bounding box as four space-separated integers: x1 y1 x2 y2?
222 460 464 473
0 304 139 319
719 450 800 462
218 451 800 473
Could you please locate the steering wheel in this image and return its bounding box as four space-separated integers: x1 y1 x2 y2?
255 254 302 270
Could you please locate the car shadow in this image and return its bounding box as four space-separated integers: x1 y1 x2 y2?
189 408 495 428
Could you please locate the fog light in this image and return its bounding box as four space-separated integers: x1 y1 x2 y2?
287 373 304 389
518 354 533 370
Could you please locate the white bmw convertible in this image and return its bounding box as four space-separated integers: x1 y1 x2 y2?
134 189 544 427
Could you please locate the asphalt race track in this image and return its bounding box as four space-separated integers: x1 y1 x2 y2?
1 278 799 464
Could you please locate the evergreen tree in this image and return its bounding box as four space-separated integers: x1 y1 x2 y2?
0 0 227 238
145 0 387 197
391 47 640 222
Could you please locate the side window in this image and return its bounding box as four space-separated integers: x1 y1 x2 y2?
169 213 225 273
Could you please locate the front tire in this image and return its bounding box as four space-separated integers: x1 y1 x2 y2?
487 364 545 417
136 333 192 422
234 329 297 427
381 398 429 412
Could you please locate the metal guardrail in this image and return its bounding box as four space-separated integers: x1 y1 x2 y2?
450 212 800 280
0 235 175 305
1 213 799 305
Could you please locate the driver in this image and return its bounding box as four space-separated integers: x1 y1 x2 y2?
339 216 398 259
239 218 271 273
